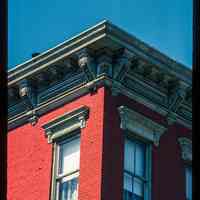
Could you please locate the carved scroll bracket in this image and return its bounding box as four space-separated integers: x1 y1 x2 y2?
17 79 36 109
76 48 96 81
113 49 136 81
166 82 189 125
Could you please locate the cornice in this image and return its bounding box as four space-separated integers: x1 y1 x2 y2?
8 21 192 131
8 20 191 84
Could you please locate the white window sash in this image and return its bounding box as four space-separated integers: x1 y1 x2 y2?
55 136 80 200
123 137 151 200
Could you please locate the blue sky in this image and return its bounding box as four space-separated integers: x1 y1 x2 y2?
8 0 192 69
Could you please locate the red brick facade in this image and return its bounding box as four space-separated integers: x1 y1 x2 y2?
8 86 191 200
7 21 192 200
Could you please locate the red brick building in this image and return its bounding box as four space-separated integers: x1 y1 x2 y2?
8 21 192 200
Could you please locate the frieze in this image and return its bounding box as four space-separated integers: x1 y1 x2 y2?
37 72 86 104
124 75 168 106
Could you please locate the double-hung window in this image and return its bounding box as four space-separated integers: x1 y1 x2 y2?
178 137 192 200
42 106 89 200
55 136 80 200
123 138 150 200
118 106 166 200
185 166 192 200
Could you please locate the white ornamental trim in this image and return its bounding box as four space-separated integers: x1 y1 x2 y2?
42 106 89 143
118 105 167 146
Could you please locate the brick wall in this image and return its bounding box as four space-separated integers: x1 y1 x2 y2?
7 86 191 200
103 90 191 200
8 86 106 200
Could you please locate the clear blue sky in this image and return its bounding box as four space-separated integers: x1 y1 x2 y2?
8 0 192 69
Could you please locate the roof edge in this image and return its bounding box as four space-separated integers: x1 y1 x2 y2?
8 20 192 85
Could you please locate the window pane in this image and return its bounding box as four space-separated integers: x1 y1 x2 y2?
123 138 147 200
133 194 143 200
133 177 144 197
186 167 192 200
123 189 134 200
124 172 133 192
60 137 80 174
124 139 135 173
59 177 78 200
135 142 145 177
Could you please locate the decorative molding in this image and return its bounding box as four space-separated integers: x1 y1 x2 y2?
17 79 36 109
118 106 167 146
178 137 192 162
166 113 177 125
8 75 192 131
42 106 89 143
96 48 113 78
8 20 191 86
76 48 96 81
165 83 188 125
8 21 192 132
18 79 31 98
26 110 38 126
113 48 135 81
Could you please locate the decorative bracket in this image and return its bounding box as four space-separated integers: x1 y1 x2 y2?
118 106 167 146
76 48 96 81
178 137 192 162
18 79 35 109
113 49 136 81
42 106 89 143
166 83 188 125
96 48 113 78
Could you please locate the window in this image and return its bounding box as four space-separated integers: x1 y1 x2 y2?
185 166 192 200
123 138 151 200
177 137 192 200
55 136 80 200
42 106 89 200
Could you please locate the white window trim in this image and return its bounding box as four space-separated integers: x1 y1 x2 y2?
42 106 89 143
178 137 192 162
118 105 167 146
42 106 89 200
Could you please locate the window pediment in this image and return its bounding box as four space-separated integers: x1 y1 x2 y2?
118 106 167 146
178 137 192 162
42 106 89 143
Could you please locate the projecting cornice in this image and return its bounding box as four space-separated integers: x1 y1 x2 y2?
8 20 192 131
